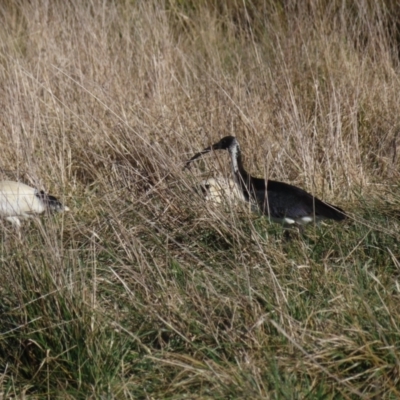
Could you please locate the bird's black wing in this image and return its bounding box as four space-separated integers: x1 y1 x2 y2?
253 180 345 221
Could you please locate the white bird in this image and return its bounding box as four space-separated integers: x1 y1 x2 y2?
198 177 245 205
0 181 69 227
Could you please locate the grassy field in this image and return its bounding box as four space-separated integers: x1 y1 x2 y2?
1 0 400 398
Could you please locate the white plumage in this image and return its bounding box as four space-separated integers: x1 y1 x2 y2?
0 181 69 227
198 177 245 204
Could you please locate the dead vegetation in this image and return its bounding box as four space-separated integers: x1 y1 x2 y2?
0 0 400 398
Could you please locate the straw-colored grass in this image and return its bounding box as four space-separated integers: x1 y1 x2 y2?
1 0 400 398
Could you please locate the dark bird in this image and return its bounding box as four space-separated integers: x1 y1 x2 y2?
185 136 346 227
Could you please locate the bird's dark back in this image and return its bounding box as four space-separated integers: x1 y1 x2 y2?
248 179 346 220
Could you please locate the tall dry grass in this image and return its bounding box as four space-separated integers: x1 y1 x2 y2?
0 0 400 398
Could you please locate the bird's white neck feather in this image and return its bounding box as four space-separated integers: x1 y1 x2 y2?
229 143 240 173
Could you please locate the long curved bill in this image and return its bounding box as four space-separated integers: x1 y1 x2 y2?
184 146 212 169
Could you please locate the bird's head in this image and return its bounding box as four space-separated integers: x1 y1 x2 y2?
184 136 238 169
37 190 70 213
209 136 237 151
